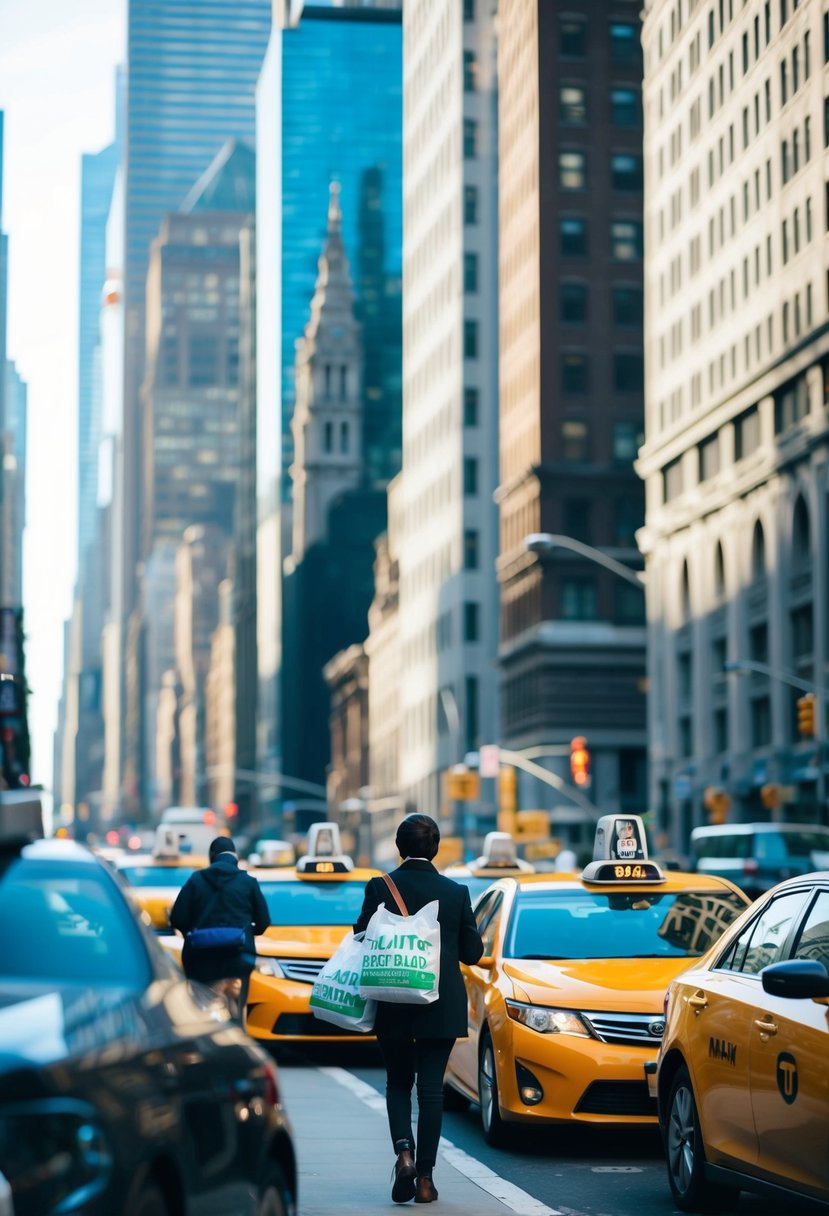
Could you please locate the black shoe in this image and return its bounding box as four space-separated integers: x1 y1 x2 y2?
414 1176 438 1203
391 1151 417 1203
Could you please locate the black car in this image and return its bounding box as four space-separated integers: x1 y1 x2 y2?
0 835 297 1216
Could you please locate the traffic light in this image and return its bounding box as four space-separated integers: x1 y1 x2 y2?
796 692 816 737
570 736 591 787
703 786 731 824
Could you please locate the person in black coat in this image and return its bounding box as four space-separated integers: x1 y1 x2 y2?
170 836 270 1019
354 813 483 1205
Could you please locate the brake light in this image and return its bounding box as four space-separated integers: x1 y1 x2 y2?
263 1059 281 1109
742 858 759 875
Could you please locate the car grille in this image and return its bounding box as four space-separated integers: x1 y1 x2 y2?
582 1011 664 1047
273 1013 369 1038
273 958 326 984
575 1081 656 1117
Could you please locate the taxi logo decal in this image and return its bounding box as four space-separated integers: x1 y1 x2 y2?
708 1037 737 1065
648 1020 665 1038
776 1053 798 1104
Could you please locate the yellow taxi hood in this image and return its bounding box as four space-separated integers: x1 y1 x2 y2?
503 956 691 1012
257 924 352 956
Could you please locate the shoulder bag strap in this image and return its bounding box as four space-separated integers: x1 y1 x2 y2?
192 880 224 930
381 872 409 917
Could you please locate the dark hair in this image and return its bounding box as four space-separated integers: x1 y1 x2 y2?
396 813 440 861
209 835 236 861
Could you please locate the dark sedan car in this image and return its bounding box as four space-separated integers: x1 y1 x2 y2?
0 835 297 1216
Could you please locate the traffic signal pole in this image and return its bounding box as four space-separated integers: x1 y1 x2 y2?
497 747 602 817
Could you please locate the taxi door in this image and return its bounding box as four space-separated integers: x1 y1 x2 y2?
453 889 504 1093
748 891 829 1195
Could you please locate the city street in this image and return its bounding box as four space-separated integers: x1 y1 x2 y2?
276 1048 823 1216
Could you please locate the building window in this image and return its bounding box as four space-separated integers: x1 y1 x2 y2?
613 495 642 545
465 675 479 753
560 281 588 322
340 421 348 453
614 583 645 625
663 457 683 501
463 252 478 293
560 15 588 58
791 602 813 658
679 716 693 758
611 219 643 259
561 577 598 620
611 153 643 191
561 353 588 393
463 456 478 496
463 601 480 643
560 217 587 255
734 406 761 458
750 620 768 662
610 87 640 127
464 185 478 225
698 433 720 480
463 319 478 359
774 374 809 432
613 351 644 391
463 49 477 92
751 695 772 747
561 418 589 459
613 420 642 463
612 285 643 326
610 21 640 64
324 421 333 453
713 707 729 754
463 0 474 18
560 150 587 190
560 85 587 123
678 649 692 698
562 497 592 543
463 529 479 569
188 332 217 386
463 387 479 427
463 119 477 158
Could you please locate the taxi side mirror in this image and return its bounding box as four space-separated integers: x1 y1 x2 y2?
761 959 829 1000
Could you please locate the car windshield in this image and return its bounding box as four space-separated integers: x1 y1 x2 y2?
117 865 197 887
0 858 152 986
260 879 367 926
450 875 497 901
757 829 829 860
504 889 748 960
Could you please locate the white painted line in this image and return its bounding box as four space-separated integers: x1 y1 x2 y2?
321 1066 563 1216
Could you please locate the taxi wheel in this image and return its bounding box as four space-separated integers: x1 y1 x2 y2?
256 1161 295 1216
666 1066 738 1212
478 1031 509 1147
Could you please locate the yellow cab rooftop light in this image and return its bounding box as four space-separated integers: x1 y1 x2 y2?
472 831 535 873
296 822 354 875
152 826 184 860
0 792 44 847
581 813 666 884
249 839 294 867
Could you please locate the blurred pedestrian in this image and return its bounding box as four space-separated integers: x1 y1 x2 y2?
354 813 483 1204
171 836 270 1020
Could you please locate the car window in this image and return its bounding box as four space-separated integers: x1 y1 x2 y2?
478 893 503 957
792 890 829 972
0 859 152 986
718 890 808 975
261 879 367 925
118 865 197 887
503 889 747 960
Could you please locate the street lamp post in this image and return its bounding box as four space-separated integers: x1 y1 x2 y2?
524 533 646 589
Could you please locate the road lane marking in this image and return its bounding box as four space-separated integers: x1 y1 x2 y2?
322 1066 563 1216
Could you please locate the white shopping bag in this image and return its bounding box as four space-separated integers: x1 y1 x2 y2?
309 933 376 1032
359 899 441 1005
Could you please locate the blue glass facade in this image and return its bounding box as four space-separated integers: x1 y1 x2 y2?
279 8 403 489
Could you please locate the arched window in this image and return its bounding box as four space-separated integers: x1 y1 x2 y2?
681 559 691 621
714 542 725 599
793 495 810 566
751 520 765 579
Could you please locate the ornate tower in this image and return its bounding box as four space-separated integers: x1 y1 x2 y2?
290 182 363 561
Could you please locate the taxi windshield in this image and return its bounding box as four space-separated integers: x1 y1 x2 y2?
505 889 747 960
453 875 498 901
0 858 152 986
117 865 197 887
260 879 366 926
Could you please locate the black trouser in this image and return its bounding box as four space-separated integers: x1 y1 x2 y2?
377 1030 455 1174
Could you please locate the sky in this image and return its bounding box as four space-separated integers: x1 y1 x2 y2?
0 0 125 801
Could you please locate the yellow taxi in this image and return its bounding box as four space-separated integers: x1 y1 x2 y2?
443 815 750 1145
245 823 381 1047
654 869 829 1211
443 831 536 902
114 826 211 932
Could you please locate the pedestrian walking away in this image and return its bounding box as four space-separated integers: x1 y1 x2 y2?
170 835 270 1020
354 813 484 1204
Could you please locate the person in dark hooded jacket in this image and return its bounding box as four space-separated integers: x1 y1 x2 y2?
170 836 270 1018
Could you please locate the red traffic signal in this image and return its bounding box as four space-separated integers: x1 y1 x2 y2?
570 736 591 787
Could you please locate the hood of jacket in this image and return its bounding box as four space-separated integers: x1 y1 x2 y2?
202 852 240 888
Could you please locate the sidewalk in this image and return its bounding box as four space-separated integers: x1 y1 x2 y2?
279 1064 560 1216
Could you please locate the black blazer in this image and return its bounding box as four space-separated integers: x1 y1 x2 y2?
354 859 483 1040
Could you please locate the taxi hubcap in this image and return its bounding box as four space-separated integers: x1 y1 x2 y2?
668 1085 696 1193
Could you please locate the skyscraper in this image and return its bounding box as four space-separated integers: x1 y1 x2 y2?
256 2 402 783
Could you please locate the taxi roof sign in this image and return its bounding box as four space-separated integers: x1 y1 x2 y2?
471 831 535 873
296 822 354 873
582 813 664 884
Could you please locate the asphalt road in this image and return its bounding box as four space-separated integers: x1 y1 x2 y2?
274 1044 823 1216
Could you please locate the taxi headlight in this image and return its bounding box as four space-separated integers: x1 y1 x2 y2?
505 1000 591 1037
255 956 285 979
